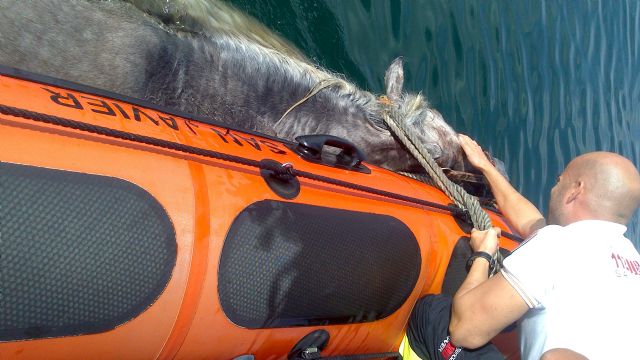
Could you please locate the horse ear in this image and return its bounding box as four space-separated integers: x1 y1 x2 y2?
384 57 404 102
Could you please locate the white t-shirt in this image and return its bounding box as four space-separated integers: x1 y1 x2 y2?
500 220 640 360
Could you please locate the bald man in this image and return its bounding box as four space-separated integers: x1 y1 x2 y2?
447 135 640 360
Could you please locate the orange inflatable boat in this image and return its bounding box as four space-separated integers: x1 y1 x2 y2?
0 66 521 359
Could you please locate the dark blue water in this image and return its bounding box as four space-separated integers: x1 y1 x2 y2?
230 0 640 249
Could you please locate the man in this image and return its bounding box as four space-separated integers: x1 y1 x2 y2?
448 134 640 359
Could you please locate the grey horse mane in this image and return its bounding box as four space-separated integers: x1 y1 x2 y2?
133 0 435 144
210 33 382 117
198 29 432 131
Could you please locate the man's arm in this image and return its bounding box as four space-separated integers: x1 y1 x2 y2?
449 228 530 349
458 134 545 238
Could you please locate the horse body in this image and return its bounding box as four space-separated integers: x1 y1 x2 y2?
0 0 465 173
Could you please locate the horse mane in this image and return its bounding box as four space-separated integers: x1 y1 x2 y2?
130 0 390 126
212 29 436 136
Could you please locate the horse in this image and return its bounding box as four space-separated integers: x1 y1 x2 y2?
0 0 471 175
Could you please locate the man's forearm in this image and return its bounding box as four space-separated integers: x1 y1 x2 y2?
457 133 543 236
448 228 531 350
449 257 493 348
449 260 527 349
455 256 491 298
481 164 545 237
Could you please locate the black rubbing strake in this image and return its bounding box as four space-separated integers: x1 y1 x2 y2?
0 103 522 243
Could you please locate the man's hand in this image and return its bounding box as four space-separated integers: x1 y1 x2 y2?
457 133 545 237
458 134 494 172
470 227 501 255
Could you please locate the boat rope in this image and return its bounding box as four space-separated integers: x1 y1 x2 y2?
0 103 521 246
398 171 435 186
0 103 512 242
380 102 504 274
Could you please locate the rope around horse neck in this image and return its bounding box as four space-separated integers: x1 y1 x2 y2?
381 105 503 274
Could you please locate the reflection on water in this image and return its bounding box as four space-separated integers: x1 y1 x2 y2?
230 0 640 248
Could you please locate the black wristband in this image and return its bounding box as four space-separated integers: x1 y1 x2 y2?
466 251 496 273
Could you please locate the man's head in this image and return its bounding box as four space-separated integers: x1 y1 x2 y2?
547 152 640 226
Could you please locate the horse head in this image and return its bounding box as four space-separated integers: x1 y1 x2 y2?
367 57 507 182
363 57 465 174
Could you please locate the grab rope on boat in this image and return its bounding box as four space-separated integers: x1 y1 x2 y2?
1 97 520 260
0 104 503 227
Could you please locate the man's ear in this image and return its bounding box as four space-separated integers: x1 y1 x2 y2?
566 180 584 203
384 57 404 102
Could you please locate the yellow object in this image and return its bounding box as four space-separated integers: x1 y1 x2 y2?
400 334 425 360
